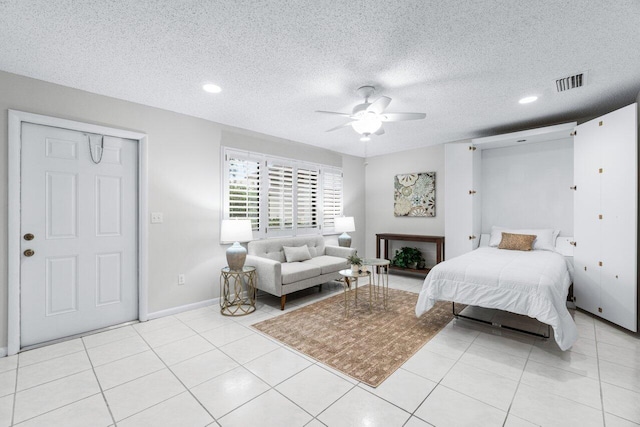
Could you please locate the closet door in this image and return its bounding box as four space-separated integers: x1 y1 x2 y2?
599 103 638 331
444 143 479 260
574 103 638 332
573 119 602 317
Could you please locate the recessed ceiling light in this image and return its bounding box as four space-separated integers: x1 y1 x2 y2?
203 83 222 94
519 96 538 104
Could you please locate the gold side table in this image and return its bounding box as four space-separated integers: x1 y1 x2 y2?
220 266 257 316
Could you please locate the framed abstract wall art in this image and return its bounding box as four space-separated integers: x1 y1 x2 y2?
394 172 436 217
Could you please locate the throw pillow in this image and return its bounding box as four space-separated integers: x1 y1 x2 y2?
283 245 312 262
498 232 537 251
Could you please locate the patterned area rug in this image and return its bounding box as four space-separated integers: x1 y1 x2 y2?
252 286 455 387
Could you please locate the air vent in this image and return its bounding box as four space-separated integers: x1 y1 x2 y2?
555 72 587 92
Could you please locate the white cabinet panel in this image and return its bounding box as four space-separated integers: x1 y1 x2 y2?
573 103 637 332
445 143 480 260
573 116 602 316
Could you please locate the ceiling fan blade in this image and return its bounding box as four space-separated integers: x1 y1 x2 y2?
315 110 353 118
374 126 385 136
380 112 426 122
366 96 391 114
326 121 354 132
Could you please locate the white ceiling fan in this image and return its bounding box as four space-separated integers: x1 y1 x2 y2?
316 86 426 141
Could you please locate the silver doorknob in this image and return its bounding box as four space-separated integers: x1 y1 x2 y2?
24 249 35 257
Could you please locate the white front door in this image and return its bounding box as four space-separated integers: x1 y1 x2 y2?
20 122 138 347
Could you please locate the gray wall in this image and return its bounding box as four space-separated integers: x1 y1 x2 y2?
364 145 445 265
0 70 365 349
481 138 574 236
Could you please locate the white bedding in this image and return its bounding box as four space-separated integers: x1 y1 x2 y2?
415 247 578 350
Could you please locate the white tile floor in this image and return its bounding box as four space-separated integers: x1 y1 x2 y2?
1 275 640 426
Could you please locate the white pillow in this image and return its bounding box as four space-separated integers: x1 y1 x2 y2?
283 245 312 262
489 226 560 251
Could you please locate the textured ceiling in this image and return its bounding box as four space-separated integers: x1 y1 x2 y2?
1 1 639 157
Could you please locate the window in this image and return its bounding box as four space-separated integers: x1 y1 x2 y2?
322 168 343 231
224 151 261 231
223 148 343 239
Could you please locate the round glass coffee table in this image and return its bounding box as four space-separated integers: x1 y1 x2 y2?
338 269 372 316
362 258 390 308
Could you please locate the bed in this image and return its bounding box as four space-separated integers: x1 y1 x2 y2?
415 239 578 350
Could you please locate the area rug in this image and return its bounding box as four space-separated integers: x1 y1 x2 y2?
251 286 456 387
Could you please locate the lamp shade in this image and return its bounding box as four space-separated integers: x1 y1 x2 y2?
334 217 355 233
220 219 253 243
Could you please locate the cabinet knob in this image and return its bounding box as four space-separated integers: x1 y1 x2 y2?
569 241 576 246
569 185 577 190
468 235 476 240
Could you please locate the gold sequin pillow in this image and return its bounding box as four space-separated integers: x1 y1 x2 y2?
498 232 537 251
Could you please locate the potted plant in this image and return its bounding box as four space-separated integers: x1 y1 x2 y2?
347 252 363 272
392 247 425 270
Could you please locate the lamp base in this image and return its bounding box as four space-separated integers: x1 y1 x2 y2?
226 242 247 271
338 232 352 248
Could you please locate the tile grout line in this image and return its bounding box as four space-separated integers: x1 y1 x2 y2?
81 338 118 426
10 355 20 427
405 318 481 426
595 324 607 427
129 323 219 425
501 335 536 427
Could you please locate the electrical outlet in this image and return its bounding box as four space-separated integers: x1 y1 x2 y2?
151 212 163 224
178 274 185 285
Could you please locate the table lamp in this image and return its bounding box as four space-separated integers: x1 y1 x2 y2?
335 216 355 248
221 219 253 270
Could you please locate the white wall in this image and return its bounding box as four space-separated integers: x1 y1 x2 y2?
0 70 365 349
364 145 445 264
481 138 574 235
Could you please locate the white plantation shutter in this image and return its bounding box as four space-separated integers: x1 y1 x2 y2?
297 166 320 232
267 161 294 234
222 147 342 238
322 168 343 231
225 152 261 231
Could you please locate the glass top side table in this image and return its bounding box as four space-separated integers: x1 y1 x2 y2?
362 258 390 309
220 266 257 316
338 269 372 316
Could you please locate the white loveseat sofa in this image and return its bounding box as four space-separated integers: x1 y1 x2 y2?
246 235 355 310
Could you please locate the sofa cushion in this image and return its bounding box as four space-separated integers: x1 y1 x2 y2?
283 245 312 262
303 255 349 275
281 263 321 285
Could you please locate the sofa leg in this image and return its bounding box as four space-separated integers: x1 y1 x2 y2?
318 284 323 292
280 295 286 310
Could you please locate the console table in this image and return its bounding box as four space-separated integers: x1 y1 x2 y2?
376 233 445 275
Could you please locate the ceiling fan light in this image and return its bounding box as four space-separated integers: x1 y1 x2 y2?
351 112 382 134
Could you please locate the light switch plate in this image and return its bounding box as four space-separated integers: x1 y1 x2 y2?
151 212 163 224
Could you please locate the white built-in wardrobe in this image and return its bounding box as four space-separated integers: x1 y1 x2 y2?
444 103 638 332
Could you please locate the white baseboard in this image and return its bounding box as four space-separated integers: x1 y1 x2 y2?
146 298 220 321
0 347 7 358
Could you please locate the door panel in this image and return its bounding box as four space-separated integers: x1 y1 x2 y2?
96 252 123 306
444 143 475 259
20 123 138 347
599 103 638 331
573 119 602 315
46 256 78 315
95 175 122 236
46 172 78 239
